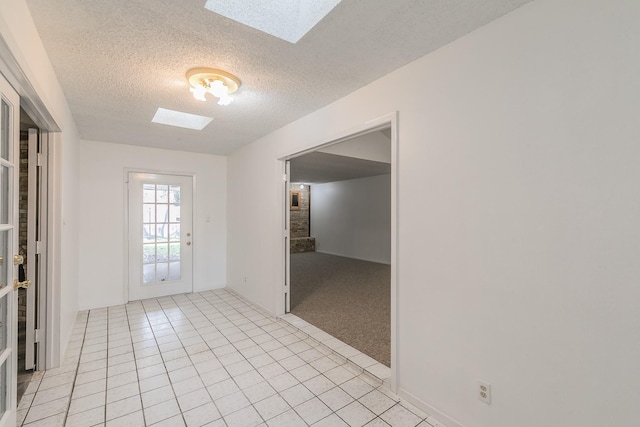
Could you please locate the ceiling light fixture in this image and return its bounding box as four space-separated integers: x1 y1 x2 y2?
187 68 240 106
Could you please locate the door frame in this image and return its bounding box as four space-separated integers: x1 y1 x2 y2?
277 111 399 392
0 34 60 372
25 127 49 371
123 168 197 303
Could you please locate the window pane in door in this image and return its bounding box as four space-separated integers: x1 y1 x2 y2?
0 231 7 290
156 204 168 225
143 264 155 284
143 244 156 263
156 243 168 262
169 242 180 261
169 204 180 223
0 165 7 224
169 185 180 203
156 185 168 203
156 263 168 281
143 184 155 203
0 362 6 417
143 204 155 223
0 99 8 160
169 224 180 242
141 182 183 284
0 295 6 353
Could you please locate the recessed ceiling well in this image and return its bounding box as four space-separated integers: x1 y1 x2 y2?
151 108 213 131
204 0 343 43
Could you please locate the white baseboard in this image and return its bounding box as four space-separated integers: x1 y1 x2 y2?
397 387 466 427
225 286 277 318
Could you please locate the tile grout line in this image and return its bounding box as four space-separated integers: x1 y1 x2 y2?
61 312 89 427
125 302 148 427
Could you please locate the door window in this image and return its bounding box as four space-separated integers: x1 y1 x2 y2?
142 184 182 283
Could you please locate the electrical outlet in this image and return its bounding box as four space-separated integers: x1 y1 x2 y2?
478 380 491 404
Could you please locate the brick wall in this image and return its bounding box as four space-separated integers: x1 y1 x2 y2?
290 184 310 238
18 131 28 322
289 184 315 253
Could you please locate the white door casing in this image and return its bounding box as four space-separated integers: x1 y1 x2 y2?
128 173 193 301
26 128 48 371
0 71 20 426
278 112 399 392
284 161 291 313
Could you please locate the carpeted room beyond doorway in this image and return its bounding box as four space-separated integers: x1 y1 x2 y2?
290 252 391 367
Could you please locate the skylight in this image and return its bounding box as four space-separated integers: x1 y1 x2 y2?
204 0 343 44
151 108 213 131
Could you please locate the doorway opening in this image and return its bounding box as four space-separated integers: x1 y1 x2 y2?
17 109 49 404
284 124 394 370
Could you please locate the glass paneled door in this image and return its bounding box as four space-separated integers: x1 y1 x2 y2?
128 173 193 301
0 72 20 425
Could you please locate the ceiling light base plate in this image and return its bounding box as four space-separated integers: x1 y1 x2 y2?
186 68 240 93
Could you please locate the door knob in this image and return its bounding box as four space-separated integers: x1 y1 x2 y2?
186 241 191 246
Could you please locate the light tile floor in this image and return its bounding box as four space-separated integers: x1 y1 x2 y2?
17 289 443 427
278 314 390 384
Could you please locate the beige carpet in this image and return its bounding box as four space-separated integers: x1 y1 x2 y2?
290 252 390 366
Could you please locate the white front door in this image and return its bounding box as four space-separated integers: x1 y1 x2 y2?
128 173 194 301
0 72 20 426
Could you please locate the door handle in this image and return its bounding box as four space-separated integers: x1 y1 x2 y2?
186 241 191 246
14 261 30 290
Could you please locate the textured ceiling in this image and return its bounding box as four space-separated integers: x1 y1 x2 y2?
25 0 532 155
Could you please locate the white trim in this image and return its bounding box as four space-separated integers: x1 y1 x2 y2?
397 387 466 427
0 286 11 300
45 133 60 369
284 161 291 313
226 288 277 320
276 113 395 160
0 34 59 132
276 111 399 393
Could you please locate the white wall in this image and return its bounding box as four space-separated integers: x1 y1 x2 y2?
78 140 227 309
311 175 391 264
0 0 81 366
226 1 640 426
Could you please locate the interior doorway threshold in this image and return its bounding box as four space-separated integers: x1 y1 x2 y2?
279 313 391 384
